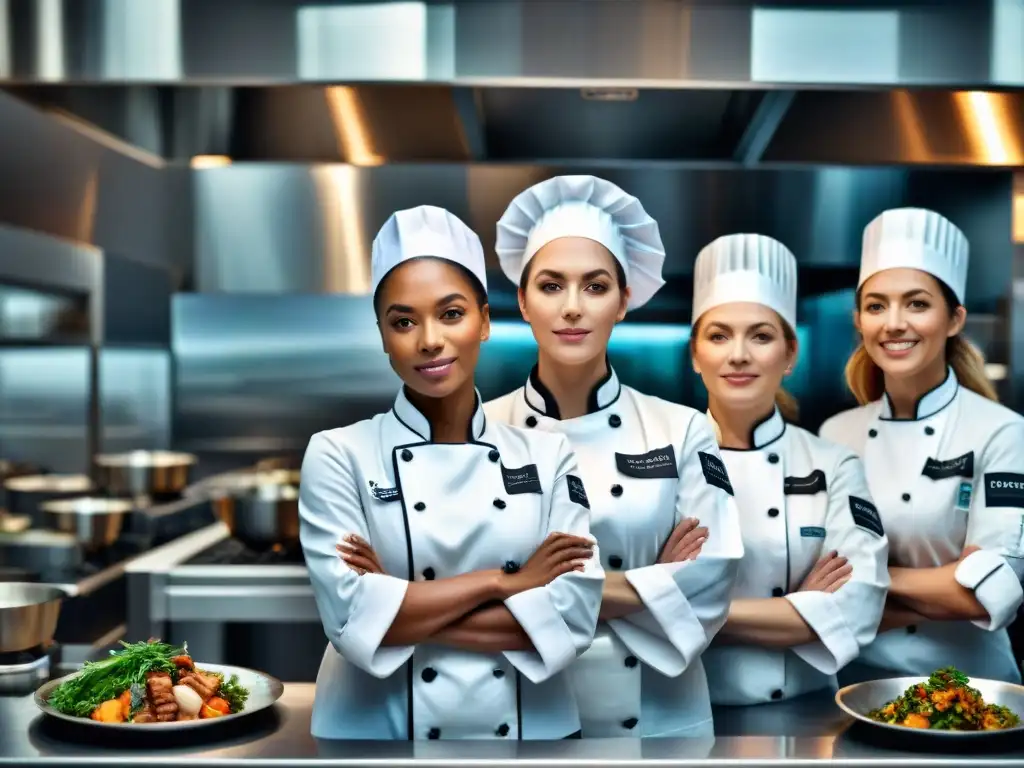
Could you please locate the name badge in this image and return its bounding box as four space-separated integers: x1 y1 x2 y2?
849 495 884 537
984 472 1024 509
698 451 734 496
566 474 590 509
784 470 828 496
614 445 679 479
369 480 401 503
502 464 542 495
800 526 826 539
922 451 975 480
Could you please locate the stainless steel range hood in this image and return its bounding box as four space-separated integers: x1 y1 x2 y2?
1 0 1023 167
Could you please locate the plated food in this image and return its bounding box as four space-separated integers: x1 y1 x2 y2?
44 640 250 724
866 667 1020 731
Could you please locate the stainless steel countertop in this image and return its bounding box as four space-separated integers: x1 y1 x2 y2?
4 684 1024 766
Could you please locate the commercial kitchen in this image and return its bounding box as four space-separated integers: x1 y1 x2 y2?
2 0 1024 765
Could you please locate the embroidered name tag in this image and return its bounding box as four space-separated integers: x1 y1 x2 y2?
922 451 975 480
566 474 590 509
698 451 734 496
614 445 679 479
501 464 542 495
800 526 826 539
849 495 884 537
984 472 1024 509
368 480 401 503
784 470 827 496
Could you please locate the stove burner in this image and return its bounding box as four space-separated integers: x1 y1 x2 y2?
0 644 52 696
183 537 305 566
0 644 46 667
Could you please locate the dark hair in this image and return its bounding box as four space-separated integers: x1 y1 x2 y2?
518 253 628 294
846 275 997 403
373 256 488 317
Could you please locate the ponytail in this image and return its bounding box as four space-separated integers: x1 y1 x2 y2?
845 279 998 406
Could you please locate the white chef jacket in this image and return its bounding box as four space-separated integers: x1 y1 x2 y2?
486 365 744 738
703 407 890 705
820 367 1024 684
298 387 605 740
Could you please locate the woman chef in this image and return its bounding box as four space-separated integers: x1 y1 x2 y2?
298 205 605 740
690 233 890 705
484 175 745 738
820 208 1024 684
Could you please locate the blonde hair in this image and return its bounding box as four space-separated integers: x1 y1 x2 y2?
845 278 998 405
845 335 997 405
690 314 800 423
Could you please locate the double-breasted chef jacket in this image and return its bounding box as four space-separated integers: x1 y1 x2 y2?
820 368 1024 684
702 407 890 705
486 365 745 738
298 387 605 740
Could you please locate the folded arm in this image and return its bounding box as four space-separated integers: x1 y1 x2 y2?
606 417 745 677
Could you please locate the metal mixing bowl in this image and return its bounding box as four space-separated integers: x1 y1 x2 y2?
0 582 65 653
40 497 134 552
93 450 197 498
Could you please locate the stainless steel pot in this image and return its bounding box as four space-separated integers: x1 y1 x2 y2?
216 478 300 549
40 497 133 552
0 582 65 653
4 474 94 525
93 450 197 499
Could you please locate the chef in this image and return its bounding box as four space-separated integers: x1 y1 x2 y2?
690 233 890 706
484 175 745 738
298 205 605 740
820 208 1024 684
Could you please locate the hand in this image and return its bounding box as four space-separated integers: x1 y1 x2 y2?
500 532 594 598
657 517 709 563
337 534 387 575
796 550 852 594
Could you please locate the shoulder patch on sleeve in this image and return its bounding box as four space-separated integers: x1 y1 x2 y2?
698 451 734 496
984 472 1024 509
849 495 884 537
566 474 590 509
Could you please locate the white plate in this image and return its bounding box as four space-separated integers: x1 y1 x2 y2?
33 662 284 731
835 675 1024 738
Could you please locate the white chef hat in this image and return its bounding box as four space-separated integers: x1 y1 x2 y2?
371 205 487 298
692 234 798 329
495 175 666 310
859 207 969 304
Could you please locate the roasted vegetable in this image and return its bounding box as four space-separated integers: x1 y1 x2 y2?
868 667 1021 731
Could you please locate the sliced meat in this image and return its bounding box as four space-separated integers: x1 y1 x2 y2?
145 671 178 722
133 701 156 724
179 669 221 701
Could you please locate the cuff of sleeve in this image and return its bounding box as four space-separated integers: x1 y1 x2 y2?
784 590 860 674
956 550 1024 631
337 572 413 678
615 564 705 677
502 586 578 684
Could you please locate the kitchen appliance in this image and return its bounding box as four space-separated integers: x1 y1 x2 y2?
192 468 301 549
0 582 64 696
40 497 133 552
5 474 95 527
126 521 322 682
93 450 197 504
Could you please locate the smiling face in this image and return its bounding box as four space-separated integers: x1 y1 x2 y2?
855 267 965 383
691 302 797 416
376 257 490 400
518 237 629 367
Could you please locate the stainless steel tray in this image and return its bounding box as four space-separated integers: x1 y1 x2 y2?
836 675 1024 738
33 662 284 731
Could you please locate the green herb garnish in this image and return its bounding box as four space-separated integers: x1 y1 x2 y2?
211 672 249 713
47 640 183 718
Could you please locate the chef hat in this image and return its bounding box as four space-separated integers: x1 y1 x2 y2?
371 205 487 297
692 234 798 329
495 175 666 310
859 207 969 304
